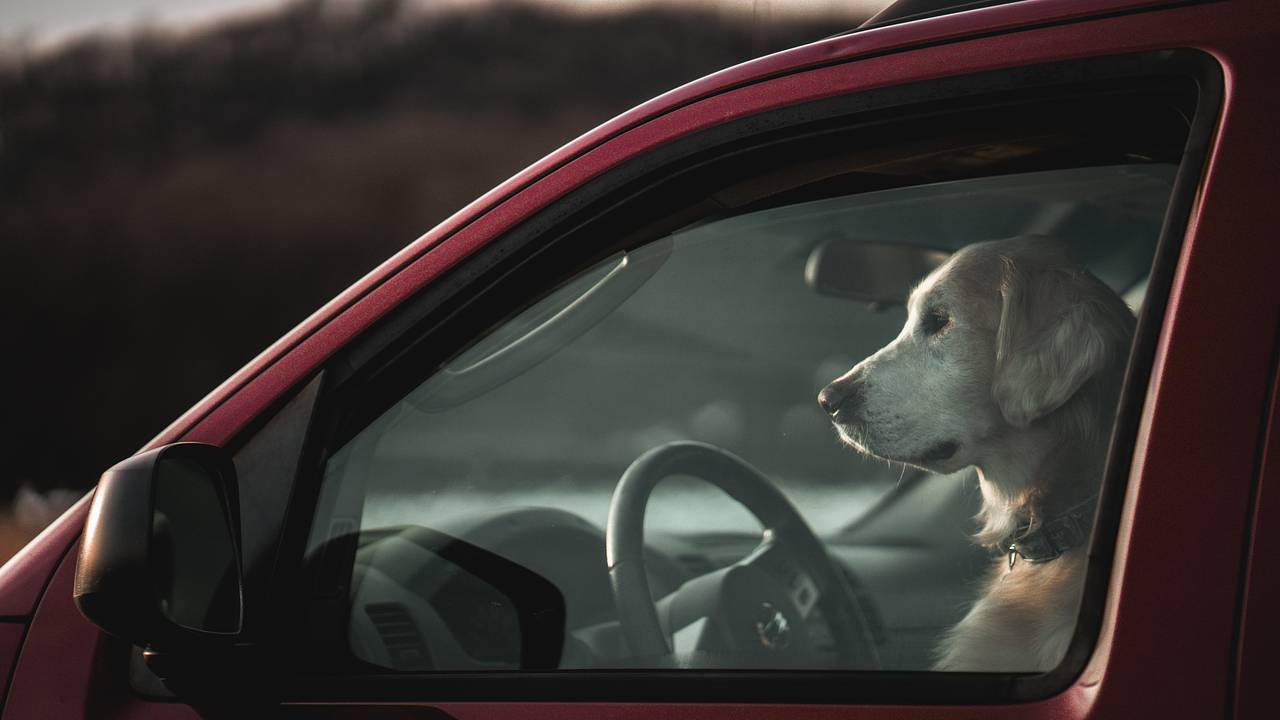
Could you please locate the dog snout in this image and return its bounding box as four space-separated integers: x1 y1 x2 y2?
818 378 865 418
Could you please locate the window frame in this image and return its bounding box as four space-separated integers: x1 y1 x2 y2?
259 49 1222 705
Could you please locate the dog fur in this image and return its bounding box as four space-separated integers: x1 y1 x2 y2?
818 236 1135 671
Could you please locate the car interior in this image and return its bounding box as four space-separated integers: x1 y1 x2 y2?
303 162 1174 673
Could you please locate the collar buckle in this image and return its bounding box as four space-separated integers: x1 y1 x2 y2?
997 494 1099 565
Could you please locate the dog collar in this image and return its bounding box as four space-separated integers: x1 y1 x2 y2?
1002 494 1098 569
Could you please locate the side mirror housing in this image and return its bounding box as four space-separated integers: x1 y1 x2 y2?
75 442 244 653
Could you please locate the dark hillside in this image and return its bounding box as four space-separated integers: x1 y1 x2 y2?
0 0 865 502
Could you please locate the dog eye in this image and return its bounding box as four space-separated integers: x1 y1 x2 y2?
921 307 952 336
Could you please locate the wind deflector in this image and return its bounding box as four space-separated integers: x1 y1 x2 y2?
859 0 1024 31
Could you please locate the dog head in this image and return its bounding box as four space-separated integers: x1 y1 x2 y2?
818 237 1135 485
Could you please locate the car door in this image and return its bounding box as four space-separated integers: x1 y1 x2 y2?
1235 355 1280 720
7 2 1279 718
264 37 1265 716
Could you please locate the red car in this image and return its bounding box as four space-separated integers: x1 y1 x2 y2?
2 0 1276 717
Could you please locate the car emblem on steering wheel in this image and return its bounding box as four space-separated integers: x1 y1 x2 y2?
754 602 791 650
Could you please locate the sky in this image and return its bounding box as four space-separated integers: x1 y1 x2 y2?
0 0 278 43
0 0 887 48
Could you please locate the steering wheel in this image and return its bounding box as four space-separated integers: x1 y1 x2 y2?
606 441 881 668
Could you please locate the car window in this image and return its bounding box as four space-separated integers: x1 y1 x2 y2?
281 55 1222 688
301 152 1181 673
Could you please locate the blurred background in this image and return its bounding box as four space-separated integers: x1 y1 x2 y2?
0 0 887 559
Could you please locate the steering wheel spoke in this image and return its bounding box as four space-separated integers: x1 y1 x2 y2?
738 530 821 620
606 441 881 668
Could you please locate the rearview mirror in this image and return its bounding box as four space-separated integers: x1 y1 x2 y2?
805 239 949 305
75 443 243 652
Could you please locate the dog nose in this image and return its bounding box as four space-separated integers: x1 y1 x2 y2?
818 379 864 417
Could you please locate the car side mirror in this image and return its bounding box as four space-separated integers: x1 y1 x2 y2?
75 442 244 654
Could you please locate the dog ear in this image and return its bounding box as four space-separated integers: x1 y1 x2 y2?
992 256 1117 428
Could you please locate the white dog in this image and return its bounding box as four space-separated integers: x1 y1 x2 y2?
818 236 1134 671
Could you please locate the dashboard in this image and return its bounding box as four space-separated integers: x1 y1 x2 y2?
345 498 980 672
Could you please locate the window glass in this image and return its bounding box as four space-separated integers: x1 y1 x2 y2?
303 161 1177 674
